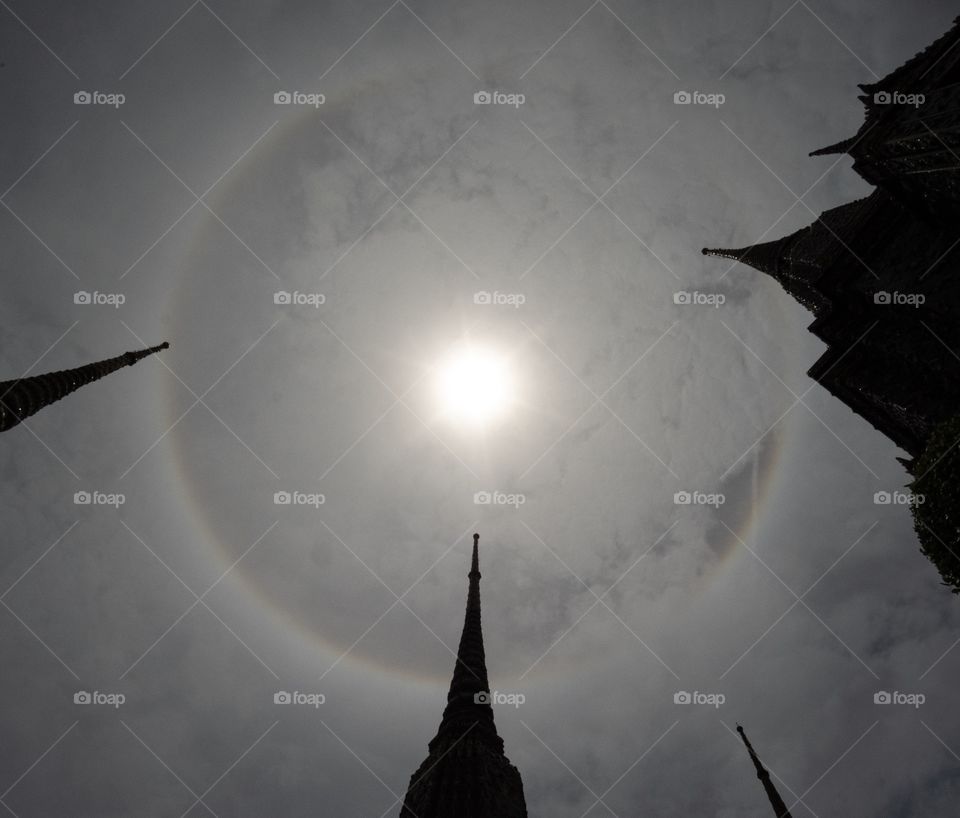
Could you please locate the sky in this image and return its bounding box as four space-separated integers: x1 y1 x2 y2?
1 1 959 815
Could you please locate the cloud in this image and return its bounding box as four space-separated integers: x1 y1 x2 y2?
2 1 960 815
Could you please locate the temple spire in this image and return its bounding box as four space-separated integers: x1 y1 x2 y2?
431 531 499 751
400 532 527 817
0 342 169 432
702 204 858 315
809 135 858 157
701 233 800 278
737 725 794 818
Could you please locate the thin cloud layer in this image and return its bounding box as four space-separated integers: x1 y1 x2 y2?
1 1 959 816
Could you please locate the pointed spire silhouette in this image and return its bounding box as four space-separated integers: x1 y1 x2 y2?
701 235 798 277
737 725 794 818
702 193 886 315
431 532 499 751
0 342 169 432
809 135 857 157
400 533 527 817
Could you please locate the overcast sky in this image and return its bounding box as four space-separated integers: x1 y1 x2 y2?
2 1 960 815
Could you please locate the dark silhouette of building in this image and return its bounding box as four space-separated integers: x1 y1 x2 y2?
737 725 794 818
0 342 169 432
703 15 960 471
400 533 527 817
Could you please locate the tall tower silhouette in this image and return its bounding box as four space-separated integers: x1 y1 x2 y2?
737 725 794 818
400 533 527 817
0 342 169 432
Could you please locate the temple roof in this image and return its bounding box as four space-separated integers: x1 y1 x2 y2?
808 18 960 159
859 15 960 94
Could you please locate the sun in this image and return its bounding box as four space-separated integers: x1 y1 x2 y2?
435 344 514 426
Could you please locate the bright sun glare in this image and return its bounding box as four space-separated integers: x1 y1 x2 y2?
435 345 514 426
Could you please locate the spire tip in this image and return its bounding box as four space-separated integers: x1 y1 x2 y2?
470 533 480 577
